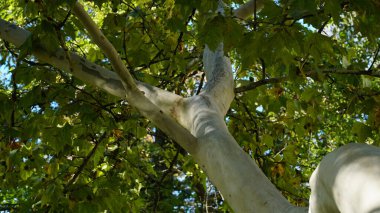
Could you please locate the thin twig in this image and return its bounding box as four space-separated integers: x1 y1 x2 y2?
173 8 196 55
368 43 380 71
318 16 331 34
65 133 107 191
153 148 180 213
235 77 286 93
196 73 206 95
235 68 380 93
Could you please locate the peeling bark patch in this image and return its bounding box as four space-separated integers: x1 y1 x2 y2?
170 98 183 120
81 63 102 79
108 79 124 90
81 62 99 77
80 62 124 90
200 95 212 108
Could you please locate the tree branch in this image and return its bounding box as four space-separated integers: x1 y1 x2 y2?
318 16 331 34
153 148 180 212
318 69 380 77
235 77 286 93
200 0 267 116
72 2 136 92
235 68 380 93
173 8 196 56
368 43 380 71
202 44 234 115
0 17 198 154
0 19 31 48
65 133 107 191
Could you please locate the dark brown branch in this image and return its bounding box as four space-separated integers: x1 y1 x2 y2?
235 77 286 93
173 8 196 55
368 43 380 71
196 73 206 95
121 1 161 51
68 83 121 121
57 10 72 29
153 148 180 213
318 16 331 34
65 133 106 191
318 69 380 77
234 97 260 143
235 69 380 93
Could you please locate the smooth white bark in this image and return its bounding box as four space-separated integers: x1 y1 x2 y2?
202 44 234 116
0 19 178 107
188 2 304 212
309 143 380 213
0 18 197 154
72 2 198 153
233 0 264 19
72 3 136 91
186 97 306 212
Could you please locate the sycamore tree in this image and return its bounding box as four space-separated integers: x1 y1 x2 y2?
1 0 380 212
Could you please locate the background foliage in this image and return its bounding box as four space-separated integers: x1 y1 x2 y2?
1 0 380 211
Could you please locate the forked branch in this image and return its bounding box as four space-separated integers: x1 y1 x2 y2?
71 2 198 154
0 13 198 154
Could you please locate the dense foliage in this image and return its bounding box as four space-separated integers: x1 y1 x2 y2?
0 0 380 211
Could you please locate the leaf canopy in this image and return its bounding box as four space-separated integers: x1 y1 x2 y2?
1 0 380 211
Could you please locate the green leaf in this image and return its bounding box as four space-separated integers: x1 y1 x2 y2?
352 122 372 142
18 35 33 62
20 164 33 181
93 142 105 167
283 145 298 164
324 0 342 21
300 88 316 102
223 18 244 52
200 14 225 50
295 124 306 137
262 134 274 147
